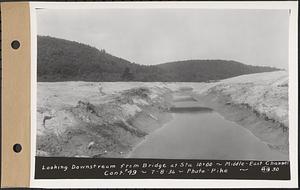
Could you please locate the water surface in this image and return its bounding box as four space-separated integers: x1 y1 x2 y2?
129 99 287 160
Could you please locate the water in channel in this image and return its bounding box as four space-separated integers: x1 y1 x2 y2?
129 95 287 161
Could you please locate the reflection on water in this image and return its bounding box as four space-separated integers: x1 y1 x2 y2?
169 100 213 113
129 100 288 161
169 107 213 113
172 97 196 102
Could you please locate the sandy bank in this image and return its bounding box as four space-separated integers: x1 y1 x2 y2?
36 85 173 158
188 72 289 156
192 93 288 156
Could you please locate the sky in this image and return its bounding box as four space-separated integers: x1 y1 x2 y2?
37 9 289 69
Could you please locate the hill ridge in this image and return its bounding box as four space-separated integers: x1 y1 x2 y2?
37 35 280 82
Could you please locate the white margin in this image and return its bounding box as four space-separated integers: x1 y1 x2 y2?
29 1 298 188
30 2 37 188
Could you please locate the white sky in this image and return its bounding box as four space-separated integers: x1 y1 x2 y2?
37 9 289 69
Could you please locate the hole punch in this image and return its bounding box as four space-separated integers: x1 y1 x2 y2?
13 143 22 153
11 40 21 49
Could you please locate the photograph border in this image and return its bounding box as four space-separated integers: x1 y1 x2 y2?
30 1 298 188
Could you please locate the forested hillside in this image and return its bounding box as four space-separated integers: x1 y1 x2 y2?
156 60 279 82
37 36 280 82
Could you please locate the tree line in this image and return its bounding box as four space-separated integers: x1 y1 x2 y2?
37 36 280 82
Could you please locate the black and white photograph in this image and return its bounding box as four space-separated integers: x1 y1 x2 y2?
35 7 290 161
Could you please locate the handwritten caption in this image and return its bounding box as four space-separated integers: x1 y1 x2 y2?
35 157 290 180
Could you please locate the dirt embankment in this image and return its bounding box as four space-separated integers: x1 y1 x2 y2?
37 72 289 158
192 81 289 156
37 86 173 158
